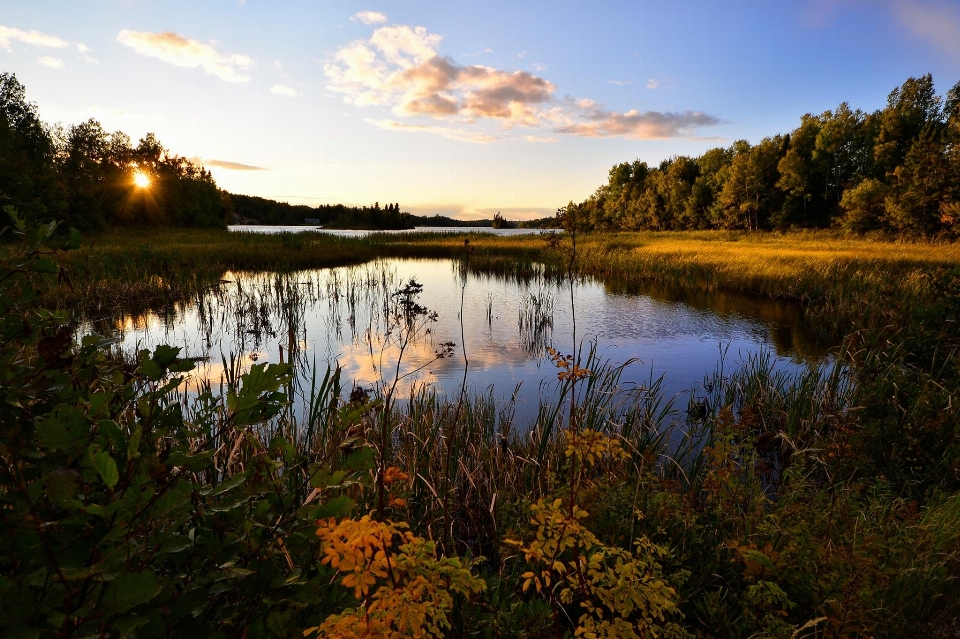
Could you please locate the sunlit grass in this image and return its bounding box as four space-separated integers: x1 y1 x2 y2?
56 227 959 335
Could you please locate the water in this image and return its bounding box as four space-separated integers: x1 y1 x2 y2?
228 225 550 237
92 257 831 423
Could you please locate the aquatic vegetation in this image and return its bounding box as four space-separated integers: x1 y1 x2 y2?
4 216 960 636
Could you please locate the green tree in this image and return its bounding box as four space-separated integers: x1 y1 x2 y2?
717 138 786 230
839 178 889 233
885 128 951 235
0 72 64 224
814 103 874 217
874 74 943 176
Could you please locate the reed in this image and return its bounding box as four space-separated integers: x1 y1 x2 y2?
15 224 960 635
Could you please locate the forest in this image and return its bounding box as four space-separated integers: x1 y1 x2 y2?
573 74 960 237
0 73 228 230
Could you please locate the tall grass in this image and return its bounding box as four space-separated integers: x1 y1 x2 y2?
11 224 960 635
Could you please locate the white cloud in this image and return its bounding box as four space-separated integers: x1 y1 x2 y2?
893 0 960 58
200 159 267 171
0 25 68 50
646 78 659 89
76 43 90 53
351 10 388 25
523 135 557 143
365 118 497 144
270 84 298 97
117 30 253 83
38 56 64 69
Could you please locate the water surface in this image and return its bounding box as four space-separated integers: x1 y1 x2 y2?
228 225 549 237
92 257 830 422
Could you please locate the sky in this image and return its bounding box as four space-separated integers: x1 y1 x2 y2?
1 0 959 220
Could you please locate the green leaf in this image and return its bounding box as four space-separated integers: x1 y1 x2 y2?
212 473 246 496
89 448 119 489
138 358 163 381
103 571 161 615
36 405 89 452
98 419 125 451
152 344 181 369
44 469 79 507
310 496 355 520
27 257 57 274
310 467 346 489
344 446 375 472
63 228 81 251
127 426 142 461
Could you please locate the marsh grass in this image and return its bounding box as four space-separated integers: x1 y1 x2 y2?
8 223 960 636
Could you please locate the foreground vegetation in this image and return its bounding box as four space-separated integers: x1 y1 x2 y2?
3 214 959 637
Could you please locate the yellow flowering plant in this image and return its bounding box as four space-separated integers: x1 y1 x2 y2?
306 515 484 639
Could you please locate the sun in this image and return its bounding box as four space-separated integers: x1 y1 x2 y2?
133 171 151 189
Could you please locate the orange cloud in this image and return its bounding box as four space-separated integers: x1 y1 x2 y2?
327 22 719 141
556 108 722 140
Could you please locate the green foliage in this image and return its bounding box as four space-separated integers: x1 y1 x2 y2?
576 74 960 237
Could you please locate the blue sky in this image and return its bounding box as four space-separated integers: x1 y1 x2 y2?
1 0 958 219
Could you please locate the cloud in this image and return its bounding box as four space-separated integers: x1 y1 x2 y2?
351 10 388 25
523 135 557 143
201 159 267 171
326 25 554 126
609 80 633 86
555 108 722 139
38 56 64 69
646 78 659 89
365 118 497 144
0 25 69 50
117 30 253 82
328 22 720 141
893 0 960 58
270 84 298 97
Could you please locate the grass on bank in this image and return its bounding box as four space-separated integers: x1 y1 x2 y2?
6 221 960 637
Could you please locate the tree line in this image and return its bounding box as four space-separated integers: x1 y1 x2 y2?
230 194 415 229
570 74 960 237
1 73 227 230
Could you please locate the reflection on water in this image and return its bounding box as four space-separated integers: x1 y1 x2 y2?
228 225 549 238
84 258 833 422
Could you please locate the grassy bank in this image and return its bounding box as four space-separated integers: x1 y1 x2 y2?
60 228 960 321
9 225 958 637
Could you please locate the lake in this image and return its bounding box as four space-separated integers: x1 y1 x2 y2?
92 256 831 424
228 225 550 237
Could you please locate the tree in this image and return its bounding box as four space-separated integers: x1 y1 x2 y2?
874 74 943 176
814 103 874 216
839 178 889 233
717 138 786 230
884 129 951 235
0 72 64 224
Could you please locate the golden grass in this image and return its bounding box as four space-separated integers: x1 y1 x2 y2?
57 227 959 330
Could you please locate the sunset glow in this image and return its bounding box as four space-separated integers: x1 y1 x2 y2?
132 171 151 189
